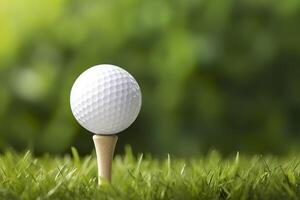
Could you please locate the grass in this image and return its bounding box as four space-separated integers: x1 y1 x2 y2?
1 147 300 200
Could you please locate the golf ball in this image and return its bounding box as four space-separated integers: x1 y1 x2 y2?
70 64 142 135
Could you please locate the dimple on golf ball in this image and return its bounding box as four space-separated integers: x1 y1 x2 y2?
70 64 142 134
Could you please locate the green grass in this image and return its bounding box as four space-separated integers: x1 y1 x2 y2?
1 147 300 200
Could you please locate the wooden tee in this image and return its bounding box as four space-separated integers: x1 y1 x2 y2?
93 134 118 185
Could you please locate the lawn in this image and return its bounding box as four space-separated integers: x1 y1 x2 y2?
1 147 300 200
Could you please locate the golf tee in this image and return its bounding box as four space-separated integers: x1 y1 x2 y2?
93 134 118 185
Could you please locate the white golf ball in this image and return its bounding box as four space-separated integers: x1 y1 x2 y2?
70 64 142 135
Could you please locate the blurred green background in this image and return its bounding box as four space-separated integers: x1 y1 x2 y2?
1 0 300 156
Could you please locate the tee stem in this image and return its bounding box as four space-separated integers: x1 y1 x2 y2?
93 134 118 185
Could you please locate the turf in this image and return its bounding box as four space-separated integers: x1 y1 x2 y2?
1 147 300 200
